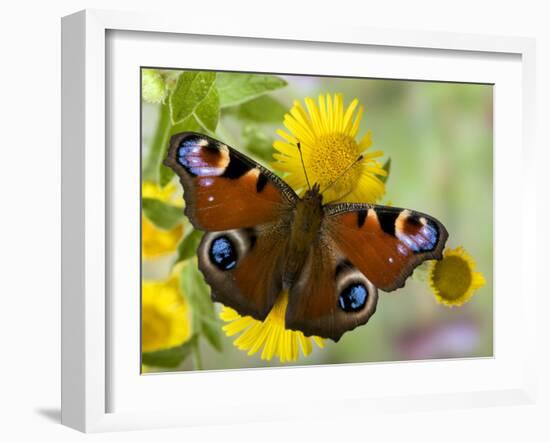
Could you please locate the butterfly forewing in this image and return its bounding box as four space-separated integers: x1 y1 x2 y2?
164 132 297 232
324 203 448 291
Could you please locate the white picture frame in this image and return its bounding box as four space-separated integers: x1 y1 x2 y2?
61 9 537 433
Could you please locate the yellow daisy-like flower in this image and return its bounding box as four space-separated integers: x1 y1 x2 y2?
142 181 184 259
142 181 183 207
142 272 191 352
428 246 486 307
272 93 387 203
142 216 183 259
220 291 324 363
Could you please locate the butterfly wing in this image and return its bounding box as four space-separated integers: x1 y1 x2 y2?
324 203 448 291
197 225 289 319
285 236 379 341
164 132 298 231
164 132 297 320
285 203 447 341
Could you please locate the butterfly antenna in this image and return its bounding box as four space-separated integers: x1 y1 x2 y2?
296 141 312 191
320 154 364 195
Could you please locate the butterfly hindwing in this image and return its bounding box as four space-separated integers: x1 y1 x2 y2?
164 132 297 231
197 226 290 320
285 237 379 342
324 204 448 291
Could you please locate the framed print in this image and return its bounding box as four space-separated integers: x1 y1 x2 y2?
141 70 491 372
61 9 537 432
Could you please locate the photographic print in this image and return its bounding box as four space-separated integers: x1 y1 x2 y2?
140 69 492 373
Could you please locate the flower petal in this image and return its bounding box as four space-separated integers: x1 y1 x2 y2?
318 94 329 133
305 97 324 135
326 93 334 131
358 130 373 149
284 114 315 146
342 98 359 134
219 292 325 362
349 105 364 138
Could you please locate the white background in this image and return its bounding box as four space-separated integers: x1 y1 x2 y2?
0 0 547 441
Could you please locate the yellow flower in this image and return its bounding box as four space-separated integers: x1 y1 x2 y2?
142 216 183 259
142 181 183 207
428 246 486 307
142 181 184 259
272 93 387 203
220 291 324 363
142 272 191 352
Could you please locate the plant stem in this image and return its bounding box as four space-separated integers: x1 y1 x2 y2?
192 338 203 370
143 101 171 183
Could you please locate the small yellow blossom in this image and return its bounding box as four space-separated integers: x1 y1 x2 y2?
220 291 324 363
428 246 486 307
142 272 191 352
142 181 183 207
142 215 183 259
142 181 184 259
272 93 387 203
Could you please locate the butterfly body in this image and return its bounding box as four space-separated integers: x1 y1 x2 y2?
165 132 448 341
284 184 324 286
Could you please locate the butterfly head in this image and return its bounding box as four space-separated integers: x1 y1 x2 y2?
297 182 324 229
303 182 321 199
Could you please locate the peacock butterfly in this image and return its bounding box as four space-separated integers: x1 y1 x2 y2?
164 132 448 341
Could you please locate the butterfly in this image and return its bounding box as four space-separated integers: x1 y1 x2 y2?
164 132 448 341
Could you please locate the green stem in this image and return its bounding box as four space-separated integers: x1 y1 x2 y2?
143 101 171 183
192 338 203 370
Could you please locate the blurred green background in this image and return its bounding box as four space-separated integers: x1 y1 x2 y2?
141 70 493 372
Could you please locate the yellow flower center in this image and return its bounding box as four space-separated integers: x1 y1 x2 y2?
308 133 362 193
431 256 472 301
273 93 386 204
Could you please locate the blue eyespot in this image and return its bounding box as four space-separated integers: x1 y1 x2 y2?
209 236 237 271
338 284 368 312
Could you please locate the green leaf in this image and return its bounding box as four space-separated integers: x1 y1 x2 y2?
200 316 223 353
169 71 219 127
142 335 198 368
159 164 175 188
216 73 287 107
176 229 204 263
142 198 183 230
180 261 223 352
238 95 288 123
380 157 391 184
161 70 181 95
169 112 204 135
242 125 275 162
193 86 219 132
